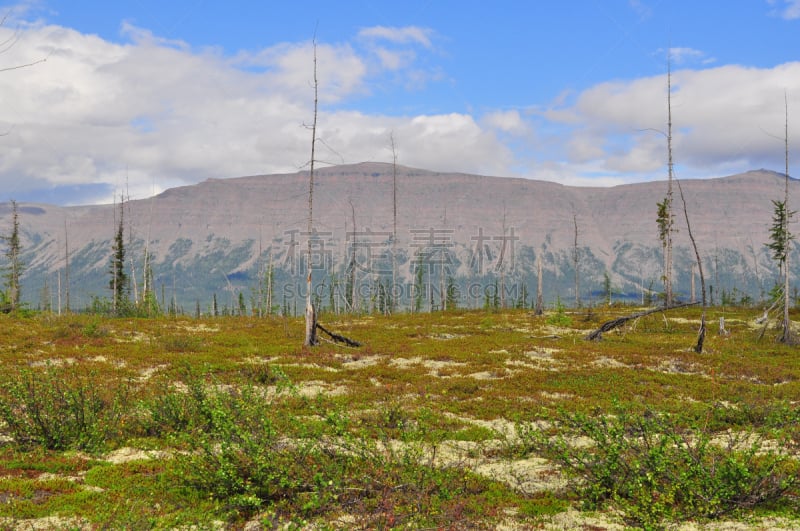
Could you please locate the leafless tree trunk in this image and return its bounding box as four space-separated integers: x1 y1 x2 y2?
266 251 273 316
390 132 398 313
63 218 70 313
427 254 432 312
256 229 264 317
664 55 675 307
535 251 544 316
440 208 448 311
748 239 763 302
640 267 645 305
129 256 139 305
781 92 792 343
349 200 358 314
304 36 319 347
676 178 707 352
497 207 507 309
112 196 118 313
573 213 580 308
123 179 140 306
410 248 417 315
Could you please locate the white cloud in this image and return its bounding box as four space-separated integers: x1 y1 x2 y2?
373 47 415 71
0 18 516 203
482 109 529 136
357 26 433 48
548 62 800 181
355 25 441 91
119 22 191 51
629 0 653 20
668 47 715 66
233 40 368 104
2 9 799 204
567 131 609 164
768 0 800 19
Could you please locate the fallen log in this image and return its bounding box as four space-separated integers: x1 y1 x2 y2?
585 302 700 341
316 322 361 347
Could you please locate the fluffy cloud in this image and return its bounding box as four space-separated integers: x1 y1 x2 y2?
668 47 715 66
357 26 433 48
0 19 508 204
482 110 529 136
1 11 799 206
768 0 800 19
233 41 368 104
547 62 800 182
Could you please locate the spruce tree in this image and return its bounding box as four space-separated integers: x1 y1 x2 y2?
109 198 128 314
2 200 22 311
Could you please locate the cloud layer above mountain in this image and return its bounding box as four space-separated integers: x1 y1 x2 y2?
0 10 798 204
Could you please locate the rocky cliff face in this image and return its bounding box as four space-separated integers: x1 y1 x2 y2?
1 162 793 312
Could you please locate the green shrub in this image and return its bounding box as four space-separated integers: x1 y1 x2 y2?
159 334 202 353
82 319 109 338
171 372 502 526
546 297 572 327
516 404 799 529
138 365 289 438
171 372 305 517
238 362 284 385
138 380 202 437
0 366 127 452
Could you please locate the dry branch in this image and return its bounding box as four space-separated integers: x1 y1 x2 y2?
585 302 700 341
316 322 361 347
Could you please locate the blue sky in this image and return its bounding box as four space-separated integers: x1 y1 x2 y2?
0 0 799 204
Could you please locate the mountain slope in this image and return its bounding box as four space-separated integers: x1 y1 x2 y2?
1 163 793 311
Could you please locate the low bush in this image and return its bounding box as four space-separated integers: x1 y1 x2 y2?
515 403 799 529
170 371 504 527
0 366 128 453
546 298 572 327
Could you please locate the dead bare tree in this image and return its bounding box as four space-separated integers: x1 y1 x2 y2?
441 208 447 311
348 200 358 314
589 53 703 344
304 36 319 347
390 132 398 313
781 92 793 343
676 178 707 352
535 251 544 316
63 218 70 313
141 179 157 315
644 54 677 306
266 250 274 315
664 54 675 307
587 175 707 350
573 212 580 308
498 206 507 309
301 34 359 348
748 238 764 302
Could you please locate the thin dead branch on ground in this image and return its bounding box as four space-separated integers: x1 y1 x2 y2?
585 302 700 341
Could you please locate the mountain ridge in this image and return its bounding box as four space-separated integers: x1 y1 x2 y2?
0 163 795 311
